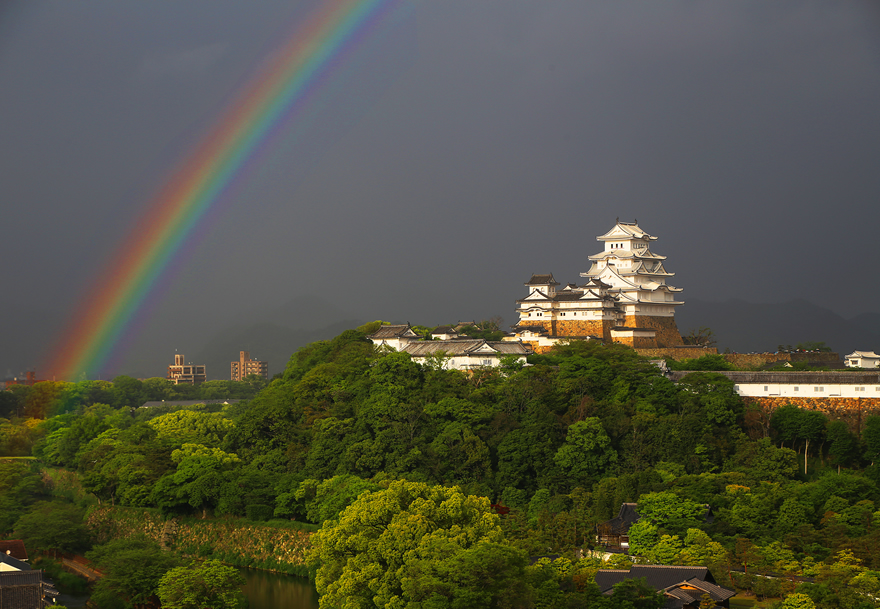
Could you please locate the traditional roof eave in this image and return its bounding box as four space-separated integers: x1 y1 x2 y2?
596 220 657 241
525 273 559 286
589 250 666 261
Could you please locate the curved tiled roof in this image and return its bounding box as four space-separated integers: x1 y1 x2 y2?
367 324 416 339
402 340 530 357
525 273 559 285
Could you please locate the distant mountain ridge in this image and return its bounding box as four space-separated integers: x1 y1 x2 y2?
676 298 880 355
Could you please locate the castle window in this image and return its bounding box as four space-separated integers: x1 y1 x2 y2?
794 386 799 391
814 386 824 392
856 387 865 392
764 386 768 392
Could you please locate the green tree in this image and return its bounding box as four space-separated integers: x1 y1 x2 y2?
637 491 706 534
780 592 816 609
310 480 512 608
157 559 245 609
863 416 880 465
148 410 235 446
13 501 90 554
151 444 241 517
402 539 532 608
609 578 665 609
0 461 47 534
553 418 618 485
826 421 860 472
681 327 718 348
87 536 182 608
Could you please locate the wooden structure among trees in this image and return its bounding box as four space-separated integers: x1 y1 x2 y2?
596 565 735 608
0 570 58 609
596 502 641 550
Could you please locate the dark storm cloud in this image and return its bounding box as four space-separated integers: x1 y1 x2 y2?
1 1 878 378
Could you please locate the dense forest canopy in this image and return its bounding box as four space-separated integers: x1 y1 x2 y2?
2 324 880 608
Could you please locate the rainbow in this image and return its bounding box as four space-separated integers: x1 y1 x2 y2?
49 0 401 381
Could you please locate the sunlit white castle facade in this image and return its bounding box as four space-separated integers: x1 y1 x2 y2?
511 220 685 351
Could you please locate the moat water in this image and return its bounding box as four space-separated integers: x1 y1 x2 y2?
240 568 320 609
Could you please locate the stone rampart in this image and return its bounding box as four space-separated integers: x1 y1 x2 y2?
722 352 841 369
742 396 880 435
554 319 610 341
635 347 718 359
518 320 554 334
625 315 683 347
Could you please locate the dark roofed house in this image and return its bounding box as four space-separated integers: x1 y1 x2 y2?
0 550 59 609
431 326 459 340
366 323 421 351
526 273 560 287
596 566 734 609
402 340 530 371
0 552 31 572
597 503 640 550
0 541 27 562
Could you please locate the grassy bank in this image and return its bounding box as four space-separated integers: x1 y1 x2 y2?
86 506 315 576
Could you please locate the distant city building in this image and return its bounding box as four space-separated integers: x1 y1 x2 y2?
230 351 268 381
167 353 206 385
3 371 47 390
511 220 684 351
845 351 880 369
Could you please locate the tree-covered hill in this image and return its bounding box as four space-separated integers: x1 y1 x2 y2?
3 324 880 607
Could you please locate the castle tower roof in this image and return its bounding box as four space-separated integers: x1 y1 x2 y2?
525 273 559 286
596 220 657 242
582 220 684 310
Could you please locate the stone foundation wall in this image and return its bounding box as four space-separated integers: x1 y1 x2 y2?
523 342 553 354
518 320 554 334
722 352 841 369
617 335 658 349
625 315 683 347
554 319 611 341
743 396 880 435
635 347 718 359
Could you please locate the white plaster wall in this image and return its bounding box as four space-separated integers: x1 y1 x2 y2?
734 383 880 398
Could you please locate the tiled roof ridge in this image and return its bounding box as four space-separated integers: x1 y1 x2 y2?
636 565 707 569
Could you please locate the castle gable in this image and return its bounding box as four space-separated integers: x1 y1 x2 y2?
523 289 552 301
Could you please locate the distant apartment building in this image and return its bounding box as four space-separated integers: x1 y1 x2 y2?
167 353 206 385
3 371 47 390
231 351 268 381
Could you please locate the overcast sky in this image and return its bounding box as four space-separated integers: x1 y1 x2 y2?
2 1 879 379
